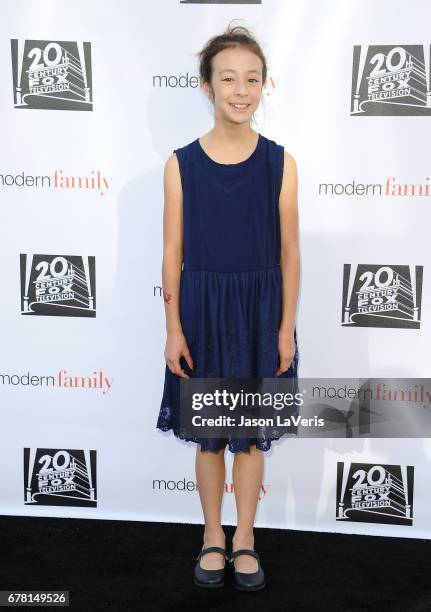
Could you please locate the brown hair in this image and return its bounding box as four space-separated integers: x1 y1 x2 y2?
196 20 268 100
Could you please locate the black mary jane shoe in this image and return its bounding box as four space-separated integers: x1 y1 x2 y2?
193 546 227 588
227 548 266 591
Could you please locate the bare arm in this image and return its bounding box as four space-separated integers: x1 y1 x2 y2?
162 152 193 377
162 153 183 334
277 150 300 373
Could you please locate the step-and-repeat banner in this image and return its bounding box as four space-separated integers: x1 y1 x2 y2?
1 1 430 539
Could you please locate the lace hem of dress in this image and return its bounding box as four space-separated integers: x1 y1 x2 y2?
156 327 300 453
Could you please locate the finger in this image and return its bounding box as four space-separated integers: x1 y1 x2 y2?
168 364 189 379
172 359 190 379
277 360 290 376
183 351 194 370
166 359 176 373
177 370 190 379
166 359 182 376
279 355 294 368
283 357 293 370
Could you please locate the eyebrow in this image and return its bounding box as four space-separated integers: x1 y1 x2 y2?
219 69 261 75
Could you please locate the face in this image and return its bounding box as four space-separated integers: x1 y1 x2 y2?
202 46 264 123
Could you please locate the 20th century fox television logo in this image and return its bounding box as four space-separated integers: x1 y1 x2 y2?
341 264 422 328
20 254 96 317
24 448 97 507
11 39 92 111
351 44 431 115
336 462 414 526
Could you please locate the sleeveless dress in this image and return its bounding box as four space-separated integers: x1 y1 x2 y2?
156 132 300 453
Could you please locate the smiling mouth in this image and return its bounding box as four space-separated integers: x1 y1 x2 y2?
229 103 251 110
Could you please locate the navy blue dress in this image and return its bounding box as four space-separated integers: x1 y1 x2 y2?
156 132 299 453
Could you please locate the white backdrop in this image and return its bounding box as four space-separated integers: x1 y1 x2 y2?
1 0 430 539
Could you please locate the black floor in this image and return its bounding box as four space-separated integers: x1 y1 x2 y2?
0 515 430 611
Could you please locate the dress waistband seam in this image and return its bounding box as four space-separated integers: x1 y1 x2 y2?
182 264 280 273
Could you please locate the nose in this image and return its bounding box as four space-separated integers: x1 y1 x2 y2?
233 80 249 96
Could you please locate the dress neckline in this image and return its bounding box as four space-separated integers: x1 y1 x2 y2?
196 133 262 167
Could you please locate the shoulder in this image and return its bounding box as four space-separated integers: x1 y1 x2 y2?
265 135 297 177
165 139 196 172
282 148 296 166
164 139 196 191
277 147 298 196
169 138 195 161
282 149 297 178
263 135 296 169
164 153 180 191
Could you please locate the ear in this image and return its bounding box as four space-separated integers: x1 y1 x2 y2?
200 80 206 95
201 80 213 101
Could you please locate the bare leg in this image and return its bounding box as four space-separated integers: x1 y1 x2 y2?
232 444 264 573
195 443 226 569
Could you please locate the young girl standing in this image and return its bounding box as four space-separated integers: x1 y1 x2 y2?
157 23 300 591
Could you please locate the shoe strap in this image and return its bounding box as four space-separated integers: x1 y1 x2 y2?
228 548 260 563
196 546 227 561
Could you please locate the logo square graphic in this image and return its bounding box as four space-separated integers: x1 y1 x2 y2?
11 39 93 111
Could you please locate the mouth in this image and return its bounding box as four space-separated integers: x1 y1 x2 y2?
229 103 251 113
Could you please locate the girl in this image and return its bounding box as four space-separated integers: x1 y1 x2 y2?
157 23 300 591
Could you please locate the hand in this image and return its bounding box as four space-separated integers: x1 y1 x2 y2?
276 328 295 376
165 331 194 379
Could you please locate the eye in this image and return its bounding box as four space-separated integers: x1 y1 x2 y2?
222 78 259 83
